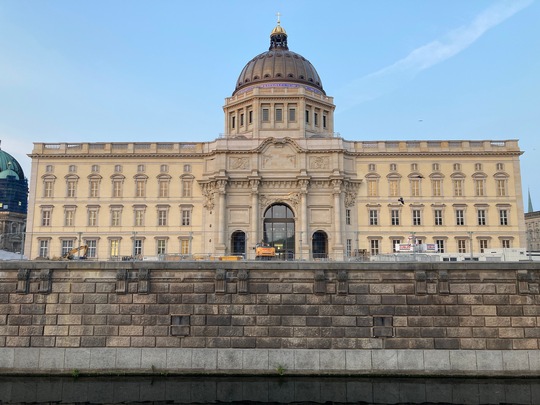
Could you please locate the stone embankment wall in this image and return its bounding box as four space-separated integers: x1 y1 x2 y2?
0 260 539 375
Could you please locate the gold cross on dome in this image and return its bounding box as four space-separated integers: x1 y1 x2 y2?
276 12 281 25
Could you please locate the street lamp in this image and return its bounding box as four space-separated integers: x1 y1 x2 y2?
132 231 137 260
467 231 474 260
411 232 416 261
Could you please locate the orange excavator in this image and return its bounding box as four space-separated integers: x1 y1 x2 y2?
61 245 88 260
255 242 276 260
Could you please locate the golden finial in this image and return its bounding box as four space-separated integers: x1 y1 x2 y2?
276 12 281 25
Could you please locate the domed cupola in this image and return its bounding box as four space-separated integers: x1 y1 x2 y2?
233 18 325 96
0 145 24 180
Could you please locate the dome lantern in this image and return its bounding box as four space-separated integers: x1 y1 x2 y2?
269 13 288 50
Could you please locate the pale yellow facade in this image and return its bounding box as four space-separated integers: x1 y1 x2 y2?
24 23 526 261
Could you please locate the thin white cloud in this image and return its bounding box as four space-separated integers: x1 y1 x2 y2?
337 0 533 112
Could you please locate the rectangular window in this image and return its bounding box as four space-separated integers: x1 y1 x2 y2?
134 210 144 227
370 240 379 256
369 210 378 226
110 240 120 258
89 180 99 197
288 108 296 122
136 180 145 197
64 210 75 227
248 110 253 124
392 239 401 252
496 179 507 196
345 209 351 225
240 113 244 126
477 209 486 226
455 209 465 226
134 239 143 257
453 180 463 197
160 164 168 173
157 239 167 255
67 181 77 197
499 210 508 226
158 209 168 226
182 180 192 197
159 181 169 198
432 180 442 197
475 179 485 197
346 239 352 257
113 180 122 198
323 114 327 128
434 209 443 226
314 112 318 126
305 110 309 123
137 164 145 173
388 180 399 197
111 210 122 226
412 210 422 226
391 209 400 226
39 240 49 258
231 115 235 129
458 239 467 253
367 180 378 197
182 209 191 226
41 210 51 227
479 239 488 253
501 239 511 248
180 239 190 255
86 240 97 258
262 108 269 122
436 239 445 253
411 180 420 197
44 181 54 198
87 208 98 226
61 240 74 256
275 108 283 122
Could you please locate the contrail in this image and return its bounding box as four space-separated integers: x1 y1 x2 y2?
336 0 533 113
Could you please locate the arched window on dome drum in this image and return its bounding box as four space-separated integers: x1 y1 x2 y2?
263 204 295 260
231 231 246 258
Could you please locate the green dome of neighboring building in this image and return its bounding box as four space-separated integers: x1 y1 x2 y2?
0 168 20 180
0 148 24 180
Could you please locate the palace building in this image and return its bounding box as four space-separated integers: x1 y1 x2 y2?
25 21 526 260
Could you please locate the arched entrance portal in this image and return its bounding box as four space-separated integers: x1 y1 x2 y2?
263 204 295 260
230 231 246 258
312 230 328 259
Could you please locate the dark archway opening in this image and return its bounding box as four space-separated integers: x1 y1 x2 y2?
263 204 295 260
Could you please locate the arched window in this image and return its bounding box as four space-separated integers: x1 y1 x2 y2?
231 231 246 257
263 204 295 260
312 231 328 259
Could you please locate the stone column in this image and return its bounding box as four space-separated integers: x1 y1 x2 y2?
216 179 228 255
298 178 310 260
332 179 344 260
249 178 260 260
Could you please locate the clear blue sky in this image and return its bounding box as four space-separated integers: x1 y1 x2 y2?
1 0 539 207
